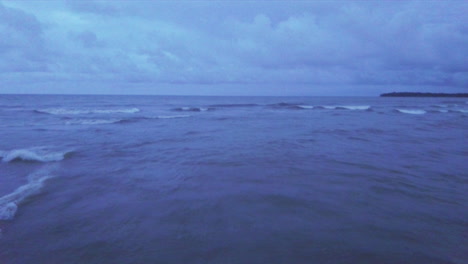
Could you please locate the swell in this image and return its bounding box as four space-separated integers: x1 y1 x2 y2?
0 165 58 221
63 115 192 125
208 103 260 108
172 107 213 112
0 148 74 163
395 109 426 115
34 108 140 115
268 103 372 111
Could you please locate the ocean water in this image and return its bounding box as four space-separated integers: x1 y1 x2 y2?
0 95 467 264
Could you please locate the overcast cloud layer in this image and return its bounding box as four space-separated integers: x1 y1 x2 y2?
1 0 467 95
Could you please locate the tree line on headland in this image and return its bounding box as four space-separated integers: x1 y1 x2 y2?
380 92 468 97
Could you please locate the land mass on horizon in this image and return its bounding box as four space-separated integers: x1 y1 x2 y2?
380 92 468 97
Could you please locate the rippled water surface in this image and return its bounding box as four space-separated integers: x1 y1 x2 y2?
0 95 467 264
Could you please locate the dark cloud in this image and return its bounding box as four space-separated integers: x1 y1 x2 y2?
0 0 467 95
0 3 47 72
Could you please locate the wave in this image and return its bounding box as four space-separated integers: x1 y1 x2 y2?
0 148 73 163
269 102 302 109
431 104 450 108
427 109 449 113
64 115 192 125
208 104 259 108
449 109 468 113
269 103 370 111
0 165 57 220
297 105 315 109
34 108 140 115
65 119 122 125
396 109 426 115
321 105 371 110
157 115 191 119
173 107 212 112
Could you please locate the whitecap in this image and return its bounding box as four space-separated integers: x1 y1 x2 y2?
1 148 72 163
65 119 122 125
157 115 191 119
339 105 371 110
297 105 315 109
322 106 337 110
321 105 370 110
35 108 140 115
0 165 57 220
396 109 426 115
174 107 211 112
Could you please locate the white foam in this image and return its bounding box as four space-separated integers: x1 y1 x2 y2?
297 105 314 109
340 105 371 110
456 109 468 113
0 165 57 220
157 115 191 119
36 108 140 115
322 106 336 110
1 148 71 163
321 105 370 110
396 109 426 115
177 107 209 112
65 119 121 125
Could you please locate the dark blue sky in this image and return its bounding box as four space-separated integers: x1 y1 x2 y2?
1 1 467 95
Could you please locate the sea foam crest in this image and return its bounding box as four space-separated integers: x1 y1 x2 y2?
396 109 426 115
174 107 211 112
0 148 72 163
322 105 371 110
0 165 57 220
157 115 191 119
297 105 315 109
65 119 122 125
35 108 140 115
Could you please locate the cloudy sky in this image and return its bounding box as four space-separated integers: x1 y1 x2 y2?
1 0 467 95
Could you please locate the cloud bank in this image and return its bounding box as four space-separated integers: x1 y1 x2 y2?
0 1 467 95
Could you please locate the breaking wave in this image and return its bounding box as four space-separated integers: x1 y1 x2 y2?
297 105 315 109
396 109 426 115
0 165 58 220
173 107 212 112
208 104 260 108
34 108 140 115
270 103 371 111
0 148 73 163
157 115 191 119
323 105 371 110
65 119 122 125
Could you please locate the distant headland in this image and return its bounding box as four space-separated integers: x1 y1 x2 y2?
380 92 468 97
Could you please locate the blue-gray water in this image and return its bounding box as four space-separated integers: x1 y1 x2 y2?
0 95 467 264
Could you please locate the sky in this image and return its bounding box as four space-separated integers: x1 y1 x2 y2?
0 0 467 96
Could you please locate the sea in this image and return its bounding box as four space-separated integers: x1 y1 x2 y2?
0 95 467 264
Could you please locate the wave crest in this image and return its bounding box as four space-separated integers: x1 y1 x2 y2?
157 115 191 119
35 108 140 115
396 109 426 115
208 104 259 108
0 148 73 163
65 119 122 125
0 165 57 220
173 107 212 112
